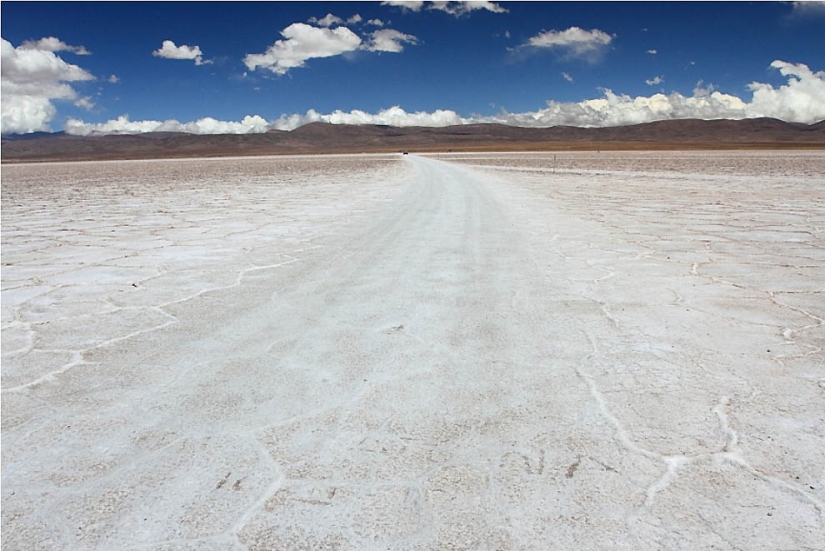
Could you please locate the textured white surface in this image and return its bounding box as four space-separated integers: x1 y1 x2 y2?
2 151 824 549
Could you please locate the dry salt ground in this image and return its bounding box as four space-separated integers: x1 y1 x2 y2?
1 151 824 550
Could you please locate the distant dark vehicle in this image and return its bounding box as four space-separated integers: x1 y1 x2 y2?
402 151 409 155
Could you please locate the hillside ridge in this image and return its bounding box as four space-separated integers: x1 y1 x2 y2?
3 118 823 162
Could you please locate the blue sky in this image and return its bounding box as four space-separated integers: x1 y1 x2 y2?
2 1 824 134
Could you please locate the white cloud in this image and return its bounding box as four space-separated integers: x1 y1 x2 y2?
65 115 169 135
382 1 505 15
790 1 825 17
65 108 463 136
74 96 94 110
2 96 55 134
308 13 343 27
270 106 465 130
65 114 271 136
647 49 657 54
746 60 825 123
348 14 364 24
244 23 362 75
153 40 211 65
366 18 385 26
693 80 714 95
2 38 94 85
481 89 749 127
245 21 417 74
381 1 425 11
428 1 507 15
526 27 614 60
645 75 663 86
366 29 418 52
562 72 573 82
177 115 270 134
482 61 824 127
20 37 90 55
63 61 825 136
1 37 95 133
108 74 119 83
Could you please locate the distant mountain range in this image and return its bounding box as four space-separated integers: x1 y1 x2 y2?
2 118 823 162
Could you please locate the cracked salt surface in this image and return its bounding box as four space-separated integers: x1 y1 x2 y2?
2 151 824 549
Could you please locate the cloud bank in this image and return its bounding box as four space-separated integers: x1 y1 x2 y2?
63 60 825 136
65 114 271 136
271 106 465 130
1 37 95 133
482 61 823 127
64 108 463 136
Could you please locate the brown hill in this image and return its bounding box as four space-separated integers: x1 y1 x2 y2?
2 118 823 163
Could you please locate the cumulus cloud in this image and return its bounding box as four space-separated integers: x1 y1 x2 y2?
1 37 95 133
382 1 505 15
746 60 825 123
308 13 343 27
2 38 94 85
20 36 90 55
366 29 419 52
244 23 362 75
108 74 119 83
307 12 367 27
562 72 573 82
525 27 614 61
428 1 507 15
63 61 825 136
153 40 211 65
647 49 657 54
245 21 418 74
645 75 663 86
381 1 425 11
366 18 385 26
74 96 94 110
